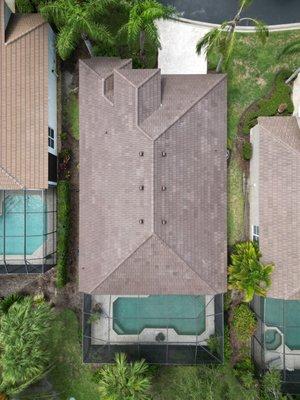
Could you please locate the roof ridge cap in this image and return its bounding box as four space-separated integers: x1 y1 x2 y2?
0 165 23 188
259 124 300 155
152 233 218 293
5 14 47 45
90 235 154 294
144 74 227 140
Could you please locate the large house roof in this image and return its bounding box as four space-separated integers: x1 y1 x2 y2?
79 57 227 295
0 0 49 189
256 116 300 299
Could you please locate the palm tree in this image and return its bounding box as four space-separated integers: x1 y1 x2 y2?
118 0 176 66
228 241 274 302
97 353 151 400
39 0 115 60
196 0 269 72
0 296 54 396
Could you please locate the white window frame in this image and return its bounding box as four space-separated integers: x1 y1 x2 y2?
252 225 259 242
48 126 56 155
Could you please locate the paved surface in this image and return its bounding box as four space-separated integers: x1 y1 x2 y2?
157 19 208 74
161 0 300 25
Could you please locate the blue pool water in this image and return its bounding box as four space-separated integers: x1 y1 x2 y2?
113 295 206 335
0 194 45 255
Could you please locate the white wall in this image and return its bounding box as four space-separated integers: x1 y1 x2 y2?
48 26 57 156
156 18 209 75
249 125 260 239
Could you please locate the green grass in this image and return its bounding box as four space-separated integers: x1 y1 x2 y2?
68 93 79 140
50 309 99 400
208 30 300 245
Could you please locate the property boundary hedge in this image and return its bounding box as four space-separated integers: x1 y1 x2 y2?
56 180 71 288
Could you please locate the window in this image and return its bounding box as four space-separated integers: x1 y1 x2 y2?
253 225 259 242
48 127 55 149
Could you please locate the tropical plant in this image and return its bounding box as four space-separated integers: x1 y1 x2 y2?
261 369 287 400
278 41 300 83
196 0 269 72
95 353 151 400
0 293 24 315
228 241 274 302
118 0 175 66
232 304 257 344
0 296 54 395
39 0 115 59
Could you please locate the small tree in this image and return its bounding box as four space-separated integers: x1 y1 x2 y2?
0 296 54 396
96 353 151 400
118 0 175 66
228 241 274 302
196 0 269 72
39 0 115 60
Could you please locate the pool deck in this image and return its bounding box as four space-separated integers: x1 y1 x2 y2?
90 295 215 346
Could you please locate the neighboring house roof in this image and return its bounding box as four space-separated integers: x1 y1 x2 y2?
0 1 49 189
79 57 227 295
255 116 300 299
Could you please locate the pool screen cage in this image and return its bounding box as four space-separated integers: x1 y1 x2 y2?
252 296 300 394
83 293 224 365
0 188 57 274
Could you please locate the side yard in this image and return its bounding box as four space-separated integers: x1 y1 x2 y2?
213 30 300 245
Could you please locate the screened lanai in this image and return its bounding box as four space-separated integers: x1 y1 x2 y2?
83 294 224 365
0 188 56 274
252 296 300 394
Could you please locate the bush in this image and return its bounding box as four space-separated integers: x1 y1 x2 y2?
228 241 274 302
95 353 151 400
232 304 257 344
242 70 293 134
16 0 35 13
224 325 233 362
260 369 286 400
242 142 253 161
56 180 71 288
0 296 54 396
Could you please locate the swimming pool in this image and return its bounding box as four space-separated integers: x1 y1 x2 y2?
113 295 206 335
0 194 45 255
265 298 300 351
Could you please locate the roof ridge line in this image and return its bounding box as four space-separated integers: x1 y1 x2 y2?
90 234 154 294
152 233 218 293
259 124 300 155
0 165 23 188
143 74 227 141
5 14 47 45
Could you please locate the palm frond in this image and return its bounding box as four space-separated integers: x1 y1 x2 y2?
56 25 79 60
39 0 69 26
253 19 269 44
196 26 226 55
278 41 300 59
144 23 160 48
239 0 253 9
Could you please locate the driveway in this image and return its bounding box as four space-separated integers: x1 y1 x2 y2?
161 0 300 25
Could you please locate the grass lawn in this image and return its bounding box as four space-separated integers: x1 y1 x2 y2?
50 309 99 400
67 93 79 140
209 30 300 245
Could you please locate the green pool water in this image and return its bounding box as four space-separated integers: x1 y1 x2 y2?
113 295 206 335
265 298 300 350
0 194 45 255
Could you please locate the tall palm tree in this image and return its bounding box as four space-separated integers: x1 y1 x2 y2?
228 241 274 302
97 353 151 400
196 0 269 72
39 0 115 60
118 0 176 66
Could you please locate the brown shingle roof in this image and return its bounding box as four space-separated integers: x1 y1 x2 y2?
256 117 300 299
79 57 227 295
0 1 49 189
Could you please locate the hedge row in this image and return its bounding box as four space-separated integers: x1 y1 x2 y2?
56 180 71 288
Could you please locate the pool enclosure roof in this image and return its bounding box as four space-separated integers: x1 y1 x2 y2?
79 57 227 295
254 117 300 299
0 0 50 190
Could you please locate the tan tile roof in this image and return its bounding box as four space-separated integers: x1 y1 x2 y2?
0 1 49 189
79 57 227 295
256 117 300 299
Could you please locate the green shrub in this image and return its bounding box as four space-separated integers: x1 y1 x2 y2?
0 293 25 315
68 93 79 140
228 241 274 302
224 325 233 362
242 70 293 135
232 304 257 344
260 369 286 400
56 180 71 288
60 132 68 141
0 296 54 396
16 0 35 13
242 142 253 160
